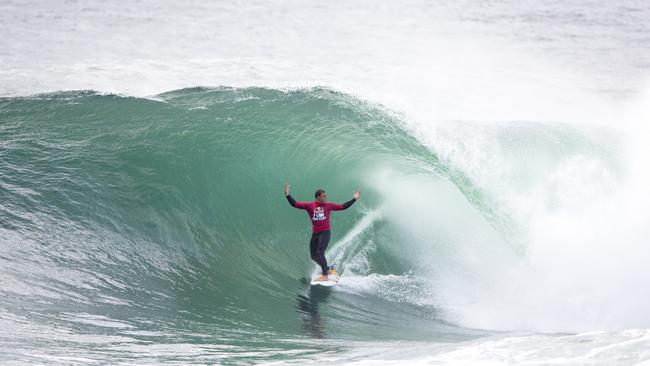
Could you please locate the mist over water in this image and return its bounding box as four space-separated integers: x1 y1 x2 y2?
2 0 650 364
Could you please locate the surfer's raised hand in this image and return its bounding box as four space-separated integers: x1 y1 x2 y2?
284 183 291 196
352 190 361 200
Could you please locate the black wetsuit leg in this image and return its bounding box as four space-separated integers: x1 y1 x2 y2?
309 230 331 275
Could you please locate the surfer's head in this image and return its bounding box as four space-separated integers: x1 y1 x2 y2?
315 189 327 202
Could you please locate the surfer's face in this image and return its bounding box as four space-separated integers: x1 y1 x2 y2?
316 192 327 203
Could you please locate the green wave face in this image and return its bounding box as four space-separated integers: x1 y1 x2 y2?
1 88 486 357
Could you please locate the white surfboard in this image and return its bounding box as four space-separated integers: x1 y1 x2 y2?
310 273 340 286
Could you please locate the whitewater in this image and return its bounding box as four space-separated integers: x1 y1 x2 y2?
2 0 650 364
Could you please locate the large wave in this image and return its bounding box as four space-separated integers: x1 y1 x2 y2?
1 87 649 354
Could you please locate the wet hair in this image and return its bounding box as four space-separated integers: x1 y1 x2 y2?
314 189 325 199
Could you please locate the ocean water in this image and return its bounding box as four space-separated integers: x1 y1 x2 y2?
1 1 650 365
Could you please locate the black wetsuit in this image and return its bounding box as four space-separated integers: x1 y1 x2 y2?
286 194 356 275
309 230 331 276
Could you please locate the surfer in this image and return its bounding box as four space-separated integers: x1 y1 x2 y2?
284 183 360 282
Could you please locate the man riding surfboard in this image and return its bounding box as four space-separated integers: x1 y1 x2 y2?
284 183 361 282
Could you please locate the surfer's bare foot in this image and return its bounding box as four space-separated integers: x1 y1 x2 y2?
315 275 329 281
328 269 337 276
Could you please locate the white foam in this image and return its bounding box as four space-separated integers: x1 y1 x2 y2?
338 329 650 366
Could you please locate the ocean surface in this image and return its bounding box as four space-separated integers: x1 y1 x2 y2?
1 1 650 365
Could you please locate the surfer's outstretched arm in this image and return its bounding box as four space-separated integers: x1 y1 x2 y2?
330 190 361 211
284 183 308 209
329 198 356 211
285 194 299 207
